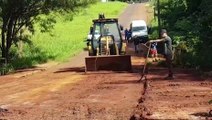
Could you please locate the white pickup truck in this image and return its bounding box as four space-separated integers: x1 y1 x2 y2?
130 20 148 43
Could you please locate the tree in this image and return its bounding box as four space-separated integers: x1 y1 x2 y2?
151 0 212 69
0 0 97 64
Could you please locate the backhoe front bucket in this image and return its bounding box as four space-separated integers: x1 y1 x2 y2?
85 55 132 71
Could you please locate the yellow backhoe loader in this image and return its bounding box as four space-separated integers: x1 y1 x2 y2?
85 14 132 71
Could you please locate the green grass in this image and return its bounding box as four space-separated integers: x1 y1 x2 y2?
33 1 126 61
12 2 127 69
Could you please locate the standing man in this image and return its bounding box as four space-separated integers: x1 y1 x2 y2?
127 28 132 43
149 29 174 79
124 28 129 41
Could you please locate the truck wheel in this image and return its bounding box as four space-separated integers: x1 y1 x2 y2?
88 51 93 56
121 43 127 55
88 45 93 56
115 44 119 55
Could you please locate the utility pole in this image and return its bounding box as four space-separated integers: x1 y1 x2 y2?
156 0 163 54
157 0 161 37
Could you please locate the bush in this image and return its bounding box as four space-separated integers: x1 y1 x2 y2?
150 0 212 71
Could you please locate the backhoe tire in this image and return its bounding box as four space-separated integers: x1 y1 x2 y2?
88 45 94 56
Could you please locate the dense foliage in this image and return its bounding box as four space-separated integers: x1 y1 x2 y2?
152 0 212 70
0 0 97 63
0 0 98 74
109 0 143 2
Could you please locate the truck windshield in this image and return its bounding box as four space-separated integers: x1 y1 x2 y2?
92 22 121 49
93 22 120 42
132 26 146 31
102 22 121 42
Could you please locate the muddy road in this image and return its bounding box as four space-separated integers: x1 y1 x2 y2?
0 2 212 120
0 3 147 120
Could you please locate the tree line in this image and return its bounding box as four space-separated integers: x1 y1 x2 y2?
0 0 98 74
152 0 212 71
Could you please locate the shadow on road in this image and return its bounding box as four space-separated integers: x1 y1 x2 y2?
140 67 209 82
54 67 85 73
104 80 140 85
54 67 134 74
191 112 212 118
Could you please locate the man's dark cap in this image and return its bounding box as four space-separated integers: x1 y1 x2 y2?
161 29 167 34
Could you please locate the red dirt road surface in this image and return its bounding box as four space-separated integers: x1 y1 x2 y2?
0 2 212 120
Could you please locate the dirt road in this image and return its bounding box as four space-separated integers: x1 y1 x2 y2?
0 3 147 120
0 2 212 120
119 1 150 28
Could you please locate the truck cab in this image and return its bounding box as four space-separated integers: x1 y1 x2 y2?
130 20 148 43
87 16 124 56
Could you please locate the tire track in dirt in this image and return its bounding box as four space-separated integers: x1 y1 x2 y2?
133 67 212 119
